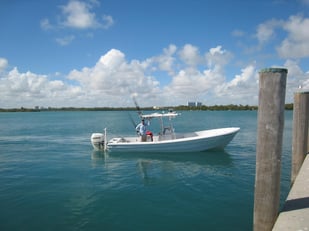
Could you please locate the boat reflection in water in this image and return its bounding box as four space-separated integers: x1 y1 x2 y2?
91 149 234 185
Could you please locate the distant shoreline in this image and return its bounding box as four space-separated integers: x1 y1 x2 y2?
0 104 293 112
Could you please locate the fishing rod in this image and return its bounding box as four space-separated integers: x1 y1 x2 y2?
125 94 140 132
132 96 142 118
128 112 137 128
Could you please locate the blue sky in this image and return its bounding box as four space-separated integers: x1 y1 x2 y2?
0 0 309 108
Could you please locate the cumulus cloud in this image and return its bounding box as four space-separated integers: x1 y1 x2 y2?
277 15 309 58
1 42 308 108
0 46 262 108
101 15 114 29
256 19 283 45
166 69 211 96
179 44 202 66
61 0 99 29
0 58 8 72
302 78 309 89
253 15 309 59
59 0 114 29
214 64 258 104
67 49 161 106
229 65 256 87
284 59 309 100
40 0 114 45
162 45 235 104
0 67 83 108
206 46 232 71
153 44 177 75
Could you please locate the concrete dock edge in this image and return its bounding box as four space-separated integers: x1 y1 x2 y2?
272 154 309 231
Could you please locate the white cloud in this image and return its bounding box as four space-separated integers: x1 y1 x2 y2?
0 67 83 108
277 15 309 58
2 46 231 107
59 0 114 29
167 69 207 95
229 65 255 87
256 19 282 45
0 58 8 72
206 46 232 70
40 0 114 45
302 78 309 89
55 35 75 46
61 0 98 29
213 64 259 105
179 44 202 66
102 15 114 29
0 46 258 108
254 15 309 58
152 44 177 75
67 49 161 106
161 45 234 104
284 59 309 101
1 43 307 108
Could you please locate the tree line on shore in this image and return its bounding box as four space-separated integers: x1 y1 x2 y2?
0 103 294 112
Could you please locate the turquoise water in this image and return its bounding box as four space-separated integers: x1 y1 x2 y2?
0 111 292 230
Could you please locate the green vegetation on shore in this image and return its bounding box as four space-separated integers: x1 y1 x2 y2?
0 103 293 112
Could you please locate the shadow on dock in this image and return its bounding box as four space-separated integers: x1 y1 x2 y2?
282 197 309 212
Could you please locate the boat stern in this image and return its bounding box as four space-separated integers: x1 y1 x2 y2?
91 133 105 150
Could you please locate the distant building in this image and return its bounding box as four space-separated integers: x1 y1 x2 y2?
188 102 196 107
187 101 202 107
196 102 202 107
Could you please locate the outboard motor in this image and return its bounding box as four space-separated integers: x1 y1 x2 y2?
91 133 105 150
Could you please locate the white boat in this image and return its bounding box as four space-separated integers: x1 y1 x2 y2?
90 111 240 153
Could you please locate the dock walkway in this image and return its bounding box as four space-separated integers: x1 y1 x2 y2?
272 154 309 230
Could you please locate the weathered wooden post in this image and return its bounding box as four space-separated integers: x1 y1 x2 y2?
291 91 309 184
254 68 287 231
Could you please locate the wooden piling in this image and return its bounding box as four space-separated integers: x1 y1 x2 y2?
291 91 309 184
253 68 287 231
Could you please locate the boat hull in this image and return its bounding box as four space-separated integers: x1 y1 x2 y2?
106 127 240 153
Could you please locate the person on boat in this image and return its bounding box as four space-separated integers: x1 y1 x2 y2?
136 119 153 142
